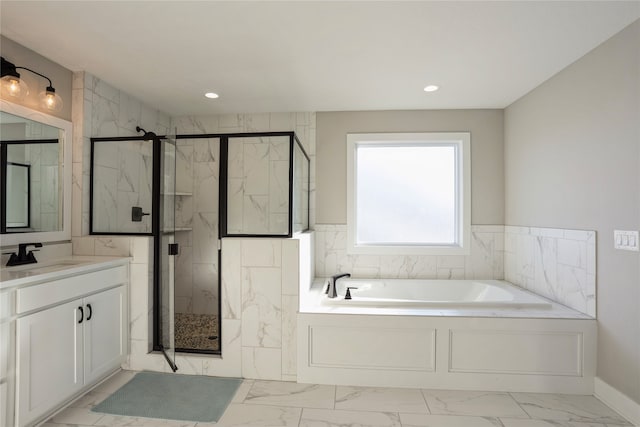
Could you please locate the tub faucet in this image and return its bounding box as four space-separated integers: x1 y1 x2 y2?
326 273 351 298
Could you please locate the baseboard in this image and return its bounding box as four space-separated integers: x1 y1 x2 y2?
594 377 640 426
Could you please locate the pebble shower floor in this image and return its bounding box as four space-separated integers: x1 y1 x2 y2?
174 313 219 352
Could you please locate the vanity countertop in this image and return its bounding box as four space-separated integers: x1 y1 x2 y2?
0 256 130 290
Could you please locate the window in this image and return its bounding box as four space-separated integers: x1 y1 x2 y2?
347 132 470 255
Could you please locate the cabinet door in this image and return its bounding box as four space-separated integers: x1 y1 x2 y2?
1 319 15 427
83 286 126 384
16 299 83 426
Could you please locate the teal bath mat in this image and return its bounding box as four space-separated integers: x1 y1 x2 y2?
92 371 241 422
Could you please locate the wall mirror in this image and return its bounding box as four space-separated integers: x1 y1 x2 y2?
0 100 72 246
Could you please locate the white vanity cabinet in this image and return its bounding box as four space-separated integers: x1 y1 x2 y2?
1 257 129 427
16 299 84 424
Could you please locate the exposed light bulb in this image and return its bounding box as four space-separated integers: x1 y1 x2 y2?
8 78 21 96
39 87 63 112
45 92 55 107
0 75 28 99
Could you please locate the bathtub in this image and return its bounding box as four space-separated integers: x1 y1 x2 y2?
322 278 552 309
299 278 596 394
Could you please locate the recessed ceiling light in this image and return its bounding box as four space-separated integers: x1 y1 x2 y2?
423 85 439 92
204 92 219 99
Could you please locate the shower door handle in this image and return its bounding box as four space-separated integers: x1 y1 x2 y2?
131 206 150 222
168 243 179 256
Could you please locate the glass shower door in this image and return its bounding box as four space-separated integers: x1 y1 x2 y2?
158 134 178 371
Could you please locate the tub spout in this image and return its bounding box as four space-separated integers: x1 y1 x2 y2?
327 273 351 298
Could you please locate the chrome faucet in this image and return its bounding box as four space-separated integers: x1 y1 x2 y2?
5 242 42 266
326 273 351 298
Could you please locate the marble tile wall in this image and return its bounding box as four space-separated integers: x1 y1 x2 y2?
225 234 311 382
174 138 220 315
91 140 153 233
504 226 596 317
314 224 505 280
172 112 316 228
227 135 291 235
71 71 171 238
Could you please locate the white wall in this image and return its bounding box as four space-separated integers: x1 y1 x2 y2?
315 109 504 225
504 20 640 403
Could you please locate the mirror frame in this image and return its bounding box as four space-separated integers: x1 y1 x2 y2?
0 99 72 245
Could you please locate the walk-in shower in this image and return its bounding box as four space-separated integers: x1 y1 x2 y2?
89 130 309 371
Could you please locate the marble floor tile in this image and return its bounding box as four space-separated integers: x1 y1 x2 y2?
422 389 529 418
40 423 95 427
40 372 632 427
91 370 136 394
243 380 335 409
299 408 401 427
400 413 505 427
93 414 197 426
68 390 111 409
335 385 429 414
215 403 302 426
509 393 632 425
232 379 255 403
50 407 105 425
499 418 617 427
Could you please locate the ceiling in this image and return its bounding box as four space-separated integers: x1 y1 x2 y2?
1 1 639 116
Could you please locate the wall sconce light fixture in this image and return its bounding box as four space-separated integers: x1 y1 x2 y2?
1 56 64 112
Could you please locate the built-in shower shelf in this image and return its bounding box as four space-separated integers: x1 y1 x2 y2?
161 227 192 234
160 192 193 196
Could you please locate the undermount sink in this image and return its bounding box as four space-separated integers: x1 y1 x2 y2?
18 260 91 274
1 258 94 284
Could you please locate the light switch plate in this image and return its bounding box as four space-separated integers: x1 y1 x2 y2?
614 230 639 251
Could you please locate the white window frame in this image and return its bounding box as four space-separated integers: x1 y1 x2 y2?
346 132 470 255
